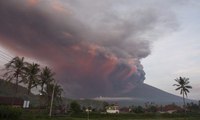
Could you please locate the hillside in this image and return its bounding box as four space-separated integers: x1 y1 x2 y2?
0 79 28 97
1 79 196 107
93 83 196 106
122 83 184 102
0 79 39 106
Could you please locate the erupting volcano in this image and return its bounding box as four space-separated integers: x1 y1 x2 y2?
0 0 178 98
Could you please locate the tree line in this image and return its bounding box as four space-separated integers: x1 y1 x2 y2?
1 56 63 106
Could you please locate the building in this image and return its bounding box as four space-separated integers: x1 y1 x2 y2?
0 96 24 107
106 105 119 113
158 104 182 113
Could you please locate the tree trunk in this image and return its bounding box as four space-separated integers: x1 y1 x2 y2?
27 81 31 95
12 74 19 106
41 83 44 93
16 74 19 94
183 93 186 114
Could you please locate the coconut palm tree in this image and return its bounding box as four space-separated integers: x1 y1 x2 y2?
39 66 54 93
25 63 40 95
173 77 192 110
3 56 27 93
41 82 63 107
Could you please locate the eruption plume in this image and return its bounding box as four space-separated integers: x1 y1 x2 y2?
0 0 177 98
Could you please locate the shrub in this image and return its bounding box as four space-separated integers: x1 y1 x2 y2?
0 105 22 120
70 101 81 114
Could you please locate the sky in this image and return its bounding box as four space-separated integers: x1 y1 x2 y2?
143 1 200 100
0 0 199 100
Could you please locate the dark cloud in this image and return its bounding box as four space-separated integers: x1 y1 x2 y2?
0 0 177 98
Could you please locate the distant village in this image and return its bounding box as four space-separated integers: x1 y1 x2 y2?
1 95 200 115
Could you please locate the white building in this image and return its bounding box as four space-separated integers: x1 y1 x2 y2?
106 105 119 113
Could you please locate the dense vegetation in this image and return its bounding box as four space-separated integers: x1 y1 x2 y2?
19 111 200 120
0 56 63 116
2 56 63 98
0 105 22 120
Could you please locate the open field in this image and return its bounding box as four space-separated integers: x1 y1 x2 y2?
20 116 200 120
1 106 200 120
20 112 200 120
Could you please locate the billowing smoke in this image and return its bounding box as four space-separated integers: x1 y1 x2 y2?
0 0 178 98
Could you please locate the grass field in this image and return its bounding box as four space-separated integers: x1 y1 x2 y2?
20 117 200 120
1 106 199 120
20 112 200 120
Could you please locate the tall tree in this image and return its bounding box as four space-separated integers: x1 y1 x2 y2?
173 77 192 110
39 66 54 93
41 82 63 107
25 63 40 95
3 56 27 93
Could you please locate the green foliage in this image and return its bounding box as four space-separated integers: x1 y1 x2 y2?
70 101 82 113
187 102 200 113
133 106 145 113
0 105 22 120
68 112 200 120
41 83 63 108
145 102 158 113
10 109 200 120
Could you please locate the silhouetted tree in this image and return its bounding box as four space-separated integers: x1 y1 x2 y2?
39 66 54 93
133 106 145 113
173 77 192 111
25 63 40 94
3 56 27 93
42 82 63 107
186 102 200 113
102 101 109 111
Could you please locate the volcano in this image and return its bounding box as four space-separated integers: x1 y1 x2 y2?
94 83 195 106
123 83 183 102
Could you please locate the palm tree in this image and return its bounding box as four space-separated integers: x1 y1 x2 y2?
173 77 192 110
25 63 40 95
39 66 54 93
41 82 63 107
3 56 27 93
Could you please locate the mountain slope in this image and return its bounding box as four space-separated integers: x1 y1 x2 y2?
123 83 182 102
0 79 39 106
0 79 28 97
94 83 195 106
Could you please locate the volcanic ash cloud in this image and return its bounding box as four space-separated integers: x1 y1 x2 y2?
0 0 178 98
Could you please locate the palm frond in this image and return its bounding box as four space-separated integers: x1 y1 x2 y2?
184 88 189 93
185 85 192 89
173 76 192 103
184 91 188 97
175 86 182 91
173 84 180 86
